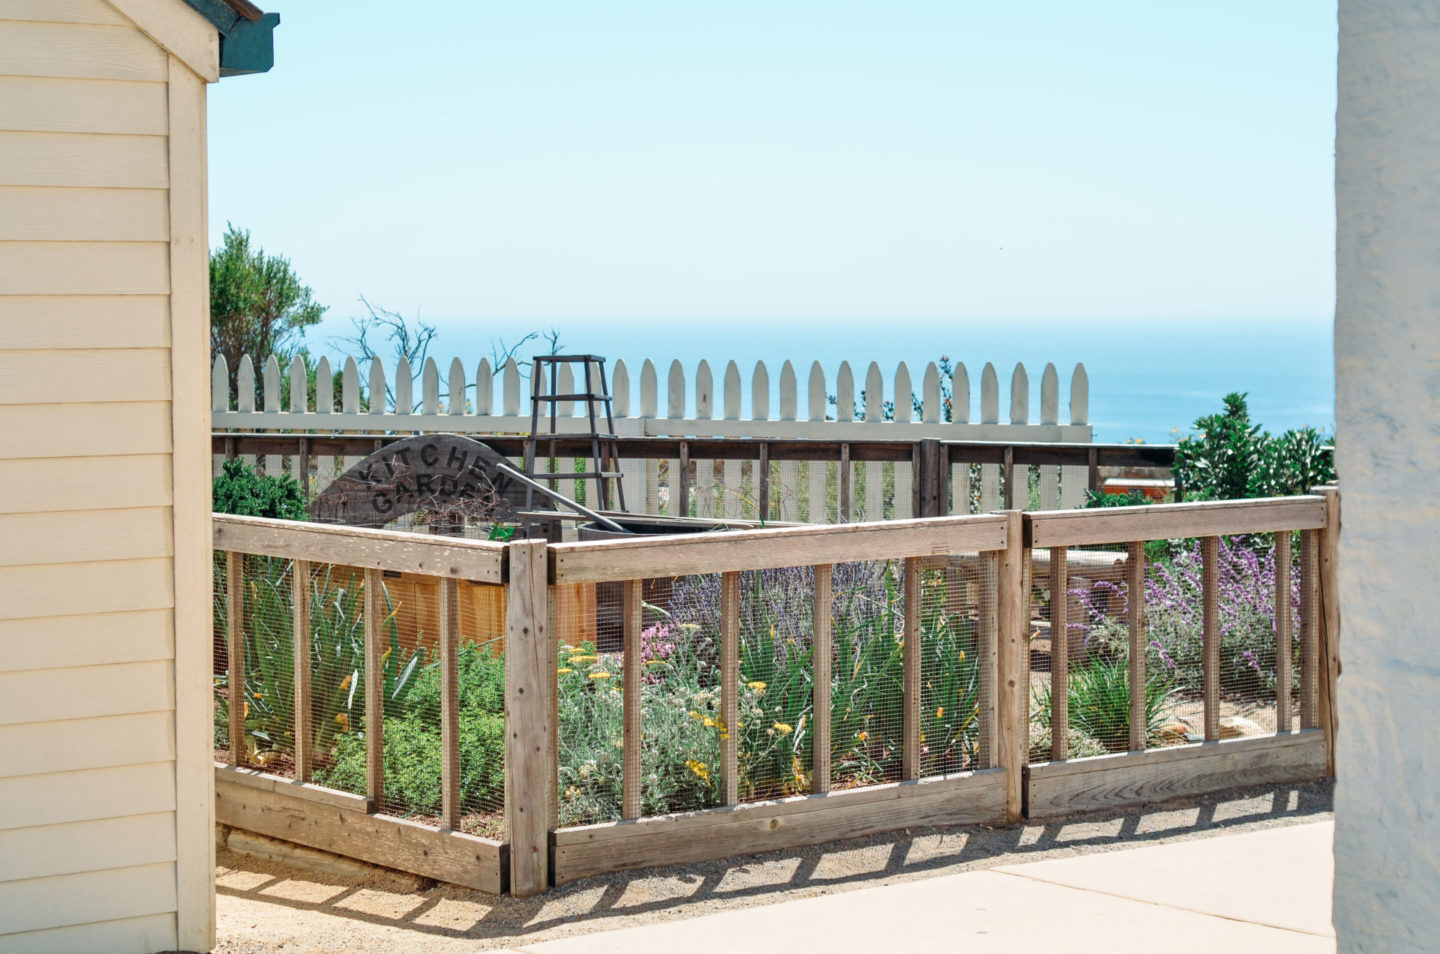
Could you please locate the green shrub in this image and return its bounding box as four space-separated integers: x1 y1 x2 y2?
1172 393 1334 501
1033 656 1177 754
213 458 307 520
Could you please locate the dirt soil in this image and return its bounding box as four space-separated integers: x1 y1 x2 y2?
214 777 1333 953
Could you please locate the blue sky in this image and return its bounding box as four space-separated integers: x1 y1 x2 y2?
208 1 1338 331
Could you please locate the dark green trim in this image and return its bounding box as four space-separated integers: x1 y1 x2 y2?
220 12 278 76
181 0 278 77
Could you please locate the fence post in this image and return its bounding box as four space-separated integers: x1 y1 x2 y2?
995 510 1028 822
1316 486 1342 775
505 540 553 897
917 439 944 518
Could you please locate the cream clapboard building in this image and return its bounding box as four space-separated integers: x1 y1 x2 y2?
0 1 274 950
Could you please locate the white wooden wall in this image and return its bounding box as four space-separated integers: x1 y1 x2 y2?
214 354 1093 519
1 1 216 950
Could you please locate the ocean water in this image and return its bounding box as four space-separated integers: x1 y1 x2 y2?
306 316 1334 445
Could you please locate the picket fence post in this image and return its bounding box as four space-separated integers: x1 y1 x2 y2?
504 540 553 897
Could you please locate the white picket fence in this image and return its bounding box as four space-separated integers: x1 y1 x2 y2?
212 353 1094 522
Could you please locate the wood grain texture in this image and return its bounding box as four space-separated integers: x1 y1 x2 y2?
0 861 176 936
0 455 172 513
812 564 832 794
0 812 175 884
2 402 172 459
0 659 171 726
1028 495 1326 548
1202 536 1220 742
1024 731 1326 818
1316 488 1340 773
720 570 739 806
0 295 169 349
0 609 173 673
212 515 504 583
0 20 167 80
0 558 173 620
551 514 1008 584
0 348 170 404
622 579 642 820
166 56 215 949
1299 529 1320 730
504 540 551 897
0 508 171 566
0 0 128 24
995 512 1026 820
553 770 1005 883
0 710 173 778
0 185 167 238
0 762 175 831
215 769 504 893
0 241 169 294
0 77 164 138
1127 542 1146 752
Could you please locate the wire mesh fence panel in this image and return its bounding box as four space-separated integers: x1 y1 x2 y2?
305 564 372 799
615 572 726 820
456 583 507 837
918 558 992 777
772 459 804 523
736 567 816 803
828 560 908 789
1055 554 1139 756
213 551 232 765
554 579 627 827
236 555 300 776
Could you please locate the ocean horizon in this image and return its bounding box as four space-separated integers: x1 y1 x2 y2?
300 315 1335 445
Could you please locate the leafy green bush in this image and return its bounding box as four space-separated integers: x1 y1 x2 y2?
1033 656 1177 754
213 458 307 520
1172 393 1334 501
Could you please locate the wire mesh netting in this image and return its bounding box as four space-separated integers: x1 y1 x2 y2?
917 559 994 777
1033 532 1303 762
212 551 231 764
454 584 507 836
827 560 909 789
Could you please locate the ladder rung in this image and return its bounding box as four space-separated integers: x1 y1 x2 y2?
524 472 625 480
533 394 612 402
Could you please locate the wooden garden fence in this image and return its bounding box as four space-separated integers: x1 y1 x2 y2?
209 489 1339 897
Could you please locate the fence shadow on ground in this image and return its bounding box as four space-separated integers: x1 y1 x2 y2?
215 778 1333 948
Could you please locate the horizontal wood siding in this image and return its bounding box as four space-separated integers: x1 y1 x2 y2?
0 762 176 831
0 813 176 883
0 609 173 672
0 296 170 349
2 403 173 459
0 242 170 294
0 558 174 620
0 711 175 777
0 509 173 566
0 862 177 936
0 349 171 403
0 186 169 239
0 8 189 944
0 455 173 513
0 660 173 725
0 20 167 80
0 0 128 24
0 913 176 954
0 77 166 135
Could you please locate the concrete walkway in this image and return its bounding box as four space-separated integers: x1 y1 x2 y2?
512 822 1336 954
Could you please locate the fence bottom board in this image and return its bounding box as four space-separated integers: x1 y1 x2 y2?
215 764 506 894
1023 730 1326 819
552 770 1006 884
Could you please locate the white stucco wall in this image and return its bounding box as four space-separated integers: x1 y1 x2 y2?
1333 2 1440 950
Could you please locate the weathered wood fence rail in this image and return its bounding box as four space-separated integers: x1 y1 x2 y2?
210 490 1339 896
212 354 1095 519
213 432 1178 523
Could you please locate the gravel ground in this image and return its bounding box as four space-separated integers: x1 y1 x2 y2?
214 777 1333 953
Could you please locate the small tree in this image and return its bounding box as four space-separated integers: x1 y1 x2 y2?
211 224 326 405
1172 393 1334 500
